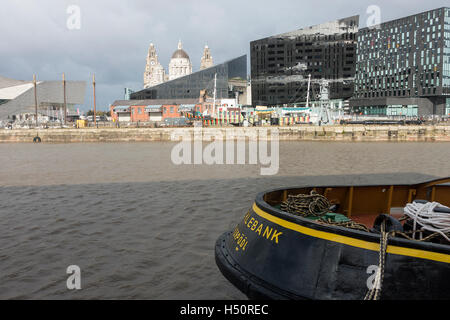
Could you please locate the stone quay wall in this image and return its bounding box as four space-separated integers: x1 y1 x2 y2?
1 125 450 143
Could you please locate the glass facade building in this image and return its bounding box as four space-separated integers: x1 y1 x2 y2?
444 8 450 105
131 55 247 101
447 97 450 115
351 7 450 116
250 16 359 107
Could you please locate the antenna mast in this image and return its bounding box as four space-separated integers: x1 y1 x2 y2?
212 73 217 116
306 74 311 108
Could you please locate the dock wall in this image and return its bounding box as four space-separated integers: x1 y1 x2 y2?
1 126 450 143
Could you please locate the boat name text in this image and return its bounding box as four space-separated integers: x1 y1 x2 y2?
243 210 283 244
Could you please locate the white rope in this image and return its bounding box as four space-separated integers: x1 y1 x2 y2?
403 202 450 242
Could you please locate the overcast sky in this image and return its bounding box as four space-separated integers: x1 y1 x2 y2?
0 0 448 111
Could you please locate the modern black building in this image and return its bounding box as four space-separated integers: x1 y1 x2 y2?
130 55 247 101
250 16 359 107
351 7 450 116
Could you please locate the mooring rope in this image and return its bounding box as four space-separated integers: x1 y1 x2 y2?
364 220 389 300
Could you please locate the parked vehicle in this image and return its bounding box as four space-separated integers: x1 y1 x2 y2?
161 117 189 127
86 115 107 122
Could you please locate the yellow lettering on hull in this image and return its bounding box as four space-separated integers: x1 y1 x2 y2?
244 212 283 244
232 210 284 253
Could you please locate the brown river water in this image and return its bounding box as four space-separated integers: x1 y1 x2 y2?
0 141 449 299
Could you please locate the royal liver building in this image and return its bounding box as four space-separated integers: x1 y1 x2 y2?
143 43 166 89
143 41 213 89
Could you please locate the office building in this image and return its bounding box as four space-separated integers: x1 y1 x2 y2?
250 16 359 107
351 7 450 116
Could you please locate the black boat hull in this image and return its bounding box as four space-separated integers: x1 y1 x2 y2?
215 201 450 300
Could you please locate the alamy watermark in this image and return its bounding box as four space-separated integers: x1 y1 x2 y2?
66 5 81 30
170 127 279 176
366 265 381 290
366 5 381 29
64 5 381 32
66 265 81 290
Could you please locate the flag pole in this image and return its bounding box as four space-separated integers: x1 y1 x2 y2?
33 74 38 127
93 74 97 127
63 73 67 125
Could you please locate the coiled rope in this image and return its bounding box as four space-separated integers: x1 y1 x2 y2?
403 202 450 242
280 191 370 232
280 191 330 217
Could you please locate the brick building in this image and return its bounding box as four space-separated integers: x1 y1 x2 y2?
110 98 200 123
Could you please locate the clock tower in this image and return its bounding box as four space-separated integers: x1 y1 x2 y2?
200 44 213 70
144 43 166 89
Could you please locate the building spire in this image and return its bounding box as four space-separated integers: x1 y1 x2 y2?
200 44 213 70
178 40 182 50
144 42 166 89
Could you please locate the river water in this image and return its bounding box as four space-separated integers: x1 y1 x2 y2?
0 141 449 299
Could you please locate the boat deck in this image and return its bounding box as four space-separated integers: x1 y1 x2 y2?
263 178 450 232
352 211 405 229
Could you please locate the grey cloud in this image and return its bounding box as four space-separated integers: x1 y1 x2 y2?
1 0 448 110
